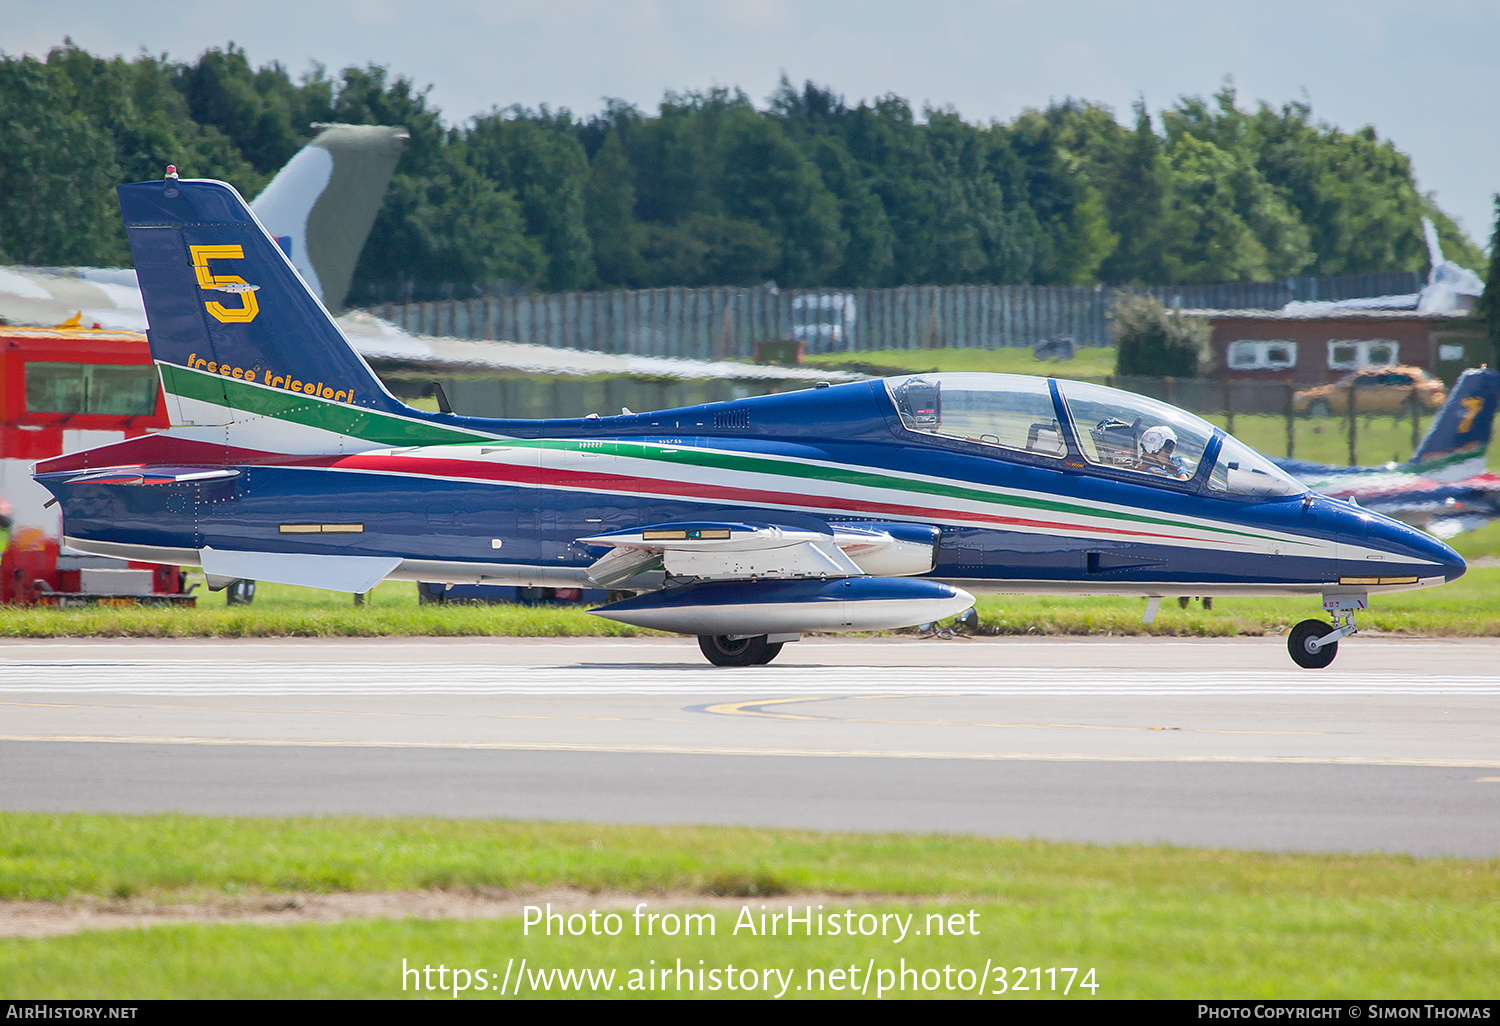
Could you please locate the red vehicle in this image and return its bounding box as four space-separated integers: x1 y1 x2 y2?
0 321 194 606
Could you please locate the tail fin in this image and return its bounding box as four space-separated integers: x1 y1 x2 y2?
121 174 414 436
1407 367 1500 480
248 124 408 312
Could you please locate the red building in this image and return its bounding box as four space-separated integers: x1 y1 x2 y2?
1190 309 1485 387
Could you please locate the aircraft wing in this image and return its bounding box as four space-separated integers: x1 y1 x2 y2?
579 520 939 586
581 519 965 637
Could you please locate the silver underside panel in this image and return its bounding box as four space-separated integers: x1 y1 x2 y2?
61 538 1447 598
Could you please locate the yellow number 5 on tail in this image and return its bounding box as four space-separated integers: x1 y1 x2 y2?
190 244 260 323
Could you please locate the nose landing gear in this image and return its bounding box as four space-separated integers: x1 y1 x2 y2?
1288 594 1366 669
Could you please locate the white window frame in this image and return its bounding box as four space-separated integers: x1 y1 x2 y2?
1328 339 1399 370
1227 339 1298 371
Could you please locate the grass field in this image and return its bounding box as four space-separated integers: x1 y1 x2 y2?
1 814 1495 999
3 566 1497 639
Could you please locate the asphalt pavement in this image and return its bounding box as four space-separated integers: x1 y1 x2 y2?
2 635 1496 856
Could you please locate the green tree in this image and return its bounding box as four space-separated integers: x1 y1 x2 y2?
584 127 641 286
1096 102 1173 284
353 155 542 289
0 56 126 265
6 41 1486 295
807 135 894 286
174 45 312 175
47 44 264 194
1246 96 1426 276
1479 196 1500 364
714 102 844 285
1008 109 1118 285
1159 89 1313 281
333 66 542 291
466 109 596 291
1163 134 1272 282
1112 291 1210 377
635 212 780 286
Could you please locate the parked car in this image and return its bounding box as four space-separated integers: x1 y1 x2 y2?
1292 366 1446 417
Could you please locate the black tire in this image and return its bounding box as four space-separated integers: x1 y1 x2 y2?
1288 618 1337 669
752 641 784 665
1307 399 1331 418
226 579 256 605
698 634 782 667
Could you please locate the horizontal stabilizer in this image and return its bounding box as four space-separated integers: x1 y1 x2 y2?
199 547 400 593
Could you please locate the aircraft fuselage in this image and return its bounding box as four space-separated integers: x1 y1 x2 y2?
41 379 1462 600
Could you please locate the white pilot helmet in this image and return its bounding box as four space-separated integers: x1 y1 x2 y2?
1141 425 1177 455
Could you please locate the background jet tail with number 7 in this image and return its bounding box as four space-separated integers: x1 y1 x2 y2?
1274 366 1500 533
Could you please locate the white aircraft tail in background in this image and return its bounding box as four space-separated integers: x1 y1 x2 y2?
1283 218 1484 315
0 123 407 330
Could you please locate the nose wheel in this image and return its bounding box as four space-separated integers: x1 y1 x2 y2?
1288 619 1338 668
1288 594 1365 669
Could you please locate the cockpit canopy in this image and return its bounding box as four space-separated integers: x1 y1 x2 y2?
885 373 1305 499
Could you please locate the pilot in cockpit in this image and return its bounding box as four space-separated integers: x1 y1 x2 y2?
1137 425 1188 479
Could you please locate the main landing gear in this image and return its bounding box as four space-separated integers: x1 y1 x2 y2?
697 634 784 666
1287 594 1365 669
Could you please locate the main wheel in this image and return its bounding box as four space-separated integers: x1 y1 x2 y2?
698 634 783 667
1288 619 1337 668
226 579 256 605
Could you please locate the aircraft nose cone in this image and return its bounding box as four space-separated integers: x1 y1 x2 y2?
1410 527 1466 583
1439 541 1467 583
1366 513 1465 583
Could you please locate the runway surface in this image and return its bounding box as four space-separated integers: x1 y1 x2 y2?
2 635 1497 856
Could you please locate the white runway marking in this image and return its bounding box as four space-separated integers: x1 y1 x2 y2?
0 660 1497 695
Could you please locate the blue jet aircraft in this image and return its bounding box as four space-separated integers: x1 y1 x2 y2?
34 176 1467 668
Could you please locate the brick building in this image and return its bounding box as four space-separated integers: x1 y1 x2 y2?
1188 309 1485 386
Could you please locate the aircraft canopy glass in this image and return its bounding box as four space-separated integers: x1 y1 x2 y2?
1055 380 1216 482
1207 434 1306 497
885 374 1065 458
884 373 1308 499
